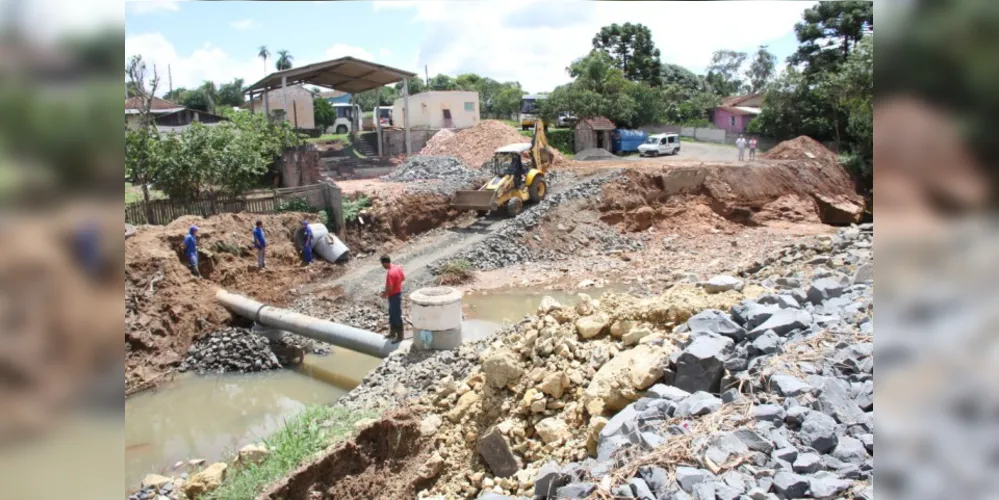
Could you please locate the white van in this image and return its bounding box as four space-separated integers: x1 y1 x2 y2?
638 133 681 156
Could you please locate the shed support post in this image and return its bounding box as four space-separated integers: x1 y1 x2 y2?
264 88 270 120
404 77 411 156
281 76 289 125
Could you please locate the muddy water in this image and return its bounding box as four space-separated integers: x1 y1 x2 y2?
462 284 629 324
124 349 380 492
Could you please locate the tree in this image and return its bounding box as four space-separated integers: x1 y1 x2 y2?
746 45 777 94
313 97 336 131
163 87 186 103
258 45 270 74
275 50 293 70
355 86 399 111
705 50 748 96
428 74 458 91
592 23 663 86
125 55 161 220
788 1 873 76
394 76 425 95
217 78 245 108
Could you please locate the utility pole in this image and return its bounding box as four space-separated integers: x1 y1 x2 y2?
168 64 173 94
425 65 429 85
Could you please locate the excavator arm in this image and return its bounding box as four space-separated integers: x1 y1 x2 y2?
530 119 551 173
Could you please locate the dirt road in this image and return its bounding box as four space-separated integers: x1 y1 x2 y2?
629 140 740 163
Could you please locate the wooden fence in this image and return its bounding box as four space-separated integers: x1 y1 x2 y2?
125 182 344 236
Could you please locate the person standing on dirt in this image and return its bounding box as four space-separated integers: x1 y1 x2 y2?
253 220 267 269
380 255 405 342
749 137 758 160
301 220 314 265
184 226 201 277
736 135 747 162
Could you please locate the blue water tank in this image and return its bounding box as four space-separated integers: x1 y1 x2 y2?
611 129 649 153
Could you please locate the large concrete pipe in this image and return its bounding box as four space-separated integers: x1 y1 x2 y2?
216 290 401 359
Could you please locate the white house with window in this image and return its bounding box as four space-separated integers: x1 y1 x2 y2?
392 91 480 129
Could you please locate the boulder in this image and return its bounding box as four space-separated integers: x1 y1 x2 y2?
772 472 809 499
447 390 481 422
576 313 611 339
749 309 813 337
534 461 572 498
645 384 691 402
539 372 570 399
831 436 868 464
535 417 570 444
420 414 443 436
622 326 654 346
852 264 874 284
483 349 523 389
556 483 597 498
586 417 608 457
750 331 780 355
584 344 669 411
806 278 846 305
675 466 712 493
236 443 269 465
800 411 839 453
638 466 668 495
183 462 227 498
141 474 172 490
701 275 745 294
733 428 774 454
610 320 637 338
769 374 812 397
674 392 723 418
751 404 786 423
816 378 866 425
478 426 521 477
419 452 445 480
686 309 747 341
808 471 852 499
703 432 750 466
792 452 822 473
538 296 563 314
674 335 732 393
742 303 782 330
777 295 800 310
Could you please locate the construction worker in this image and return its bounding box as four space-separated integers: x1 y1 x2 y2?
380 255 405 342
184 226 200 277
749 136 758 160
301 220 313 264
252 220 266 269
511 152 525 189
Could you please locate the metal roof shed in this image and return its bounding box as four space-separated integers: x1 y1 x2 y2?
243 56 418 155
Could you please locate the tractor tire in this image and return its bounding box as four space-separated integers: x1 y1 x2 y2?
336 125 348 134
506 197 524 216
528 176 547 203
476 210 489 218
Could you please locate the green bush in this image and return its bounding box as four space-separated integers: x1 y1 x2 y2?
275 198 321 214
343 196 371 223
437 259 474 285
546 129 575 156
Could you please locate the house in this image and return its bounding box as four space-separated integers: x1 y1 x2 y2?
712 94 763 133
318 89 352 105
574 116 616 153
241 85 316 130
392 91 480 129
124 96 227 133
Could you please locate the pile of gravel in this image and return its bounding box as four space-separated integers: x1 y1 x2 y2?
432 170 643 272
574 148 618 161
381 155 486 196
544 224 875 500
179 328 325 374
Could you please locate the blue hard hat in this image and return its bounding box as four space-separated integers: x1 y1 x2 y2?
301 220 309 225
189 225 198 233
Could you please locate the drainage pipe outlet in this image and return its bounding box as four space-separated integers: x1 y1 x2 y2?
216 290 400 359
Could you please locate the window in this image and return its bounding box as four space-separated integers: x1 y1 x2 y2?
464 102 475 112
729 116 736 127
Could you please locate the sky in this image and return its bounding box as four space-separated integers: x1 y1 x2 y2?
123 0 816 96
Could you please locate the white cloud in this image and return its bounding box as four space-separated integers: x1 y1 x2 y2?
126 33 266 94
325 43 374 61
374 0 813 92
126 0 180 15
230 19 259 31
379 48 393 58
19 0 121 41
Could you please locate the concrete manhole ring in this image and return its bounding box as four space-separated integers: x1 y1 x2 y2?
125 224 136 239
410 286 463 305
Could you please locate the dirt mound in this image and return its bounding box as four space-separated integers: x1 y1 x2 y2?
345 193 464 256
599 163 863 227
762 135 838 162
260 410 436 500
575 148 617 161
419 120 567 168
125 212 342 394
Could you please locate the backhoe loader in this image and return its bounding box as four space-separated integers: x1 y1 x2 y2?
450 120 553 216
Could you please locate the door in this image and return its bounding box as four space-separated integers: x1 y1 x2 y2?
659 136 669 155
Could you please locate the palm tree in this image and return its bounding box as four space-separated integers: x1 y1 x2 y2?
275 50 293 71
257 45 270 74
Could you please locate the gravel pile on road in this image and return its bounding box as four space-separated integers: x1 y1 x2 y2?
381 155 487 196
432 170 643 272
419 120 568 168
574 148 618 161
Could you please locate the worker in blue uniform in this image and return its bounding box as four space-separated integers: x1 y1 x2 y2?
301 220 314 264
184 226 200 277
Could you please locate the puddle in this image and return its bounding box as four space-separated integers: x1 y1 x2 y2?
125 349 380 493
462 284 630 324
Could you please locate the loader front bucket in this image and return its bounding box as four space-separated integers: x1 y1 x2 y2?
450 190 498 212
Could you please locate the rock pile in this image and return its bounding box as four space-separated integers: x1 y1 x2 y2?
574 148 618 162
401 225 874 499
178 328 308 374
432 170 642 272
381 155 486 196
418 120 567 169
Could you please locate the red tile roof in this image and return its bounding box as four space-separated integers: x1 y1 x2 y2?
578 116 616 130
722 94 761 107
124 96 182 111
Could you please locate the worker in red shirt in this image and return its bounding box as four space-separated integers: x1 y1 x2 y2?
380 255 405 342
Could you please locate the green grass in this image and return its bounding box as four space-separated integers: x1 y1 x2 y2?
207 405 375 500
125 182 167 203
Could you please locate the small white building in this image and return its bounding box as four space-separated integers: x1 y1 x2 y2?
392 91 479 129
242 85 316 130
